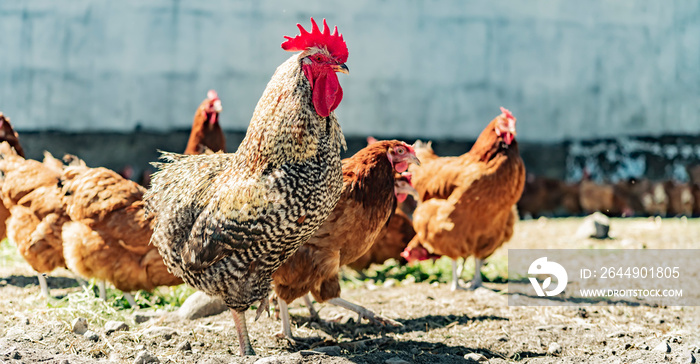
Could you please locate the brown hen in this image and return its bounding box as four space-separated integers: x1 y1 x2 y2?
60 166 182 305
346 173 419 272
272 140 419 339
0 142 74 296
404 108 526 290
184 90 226 155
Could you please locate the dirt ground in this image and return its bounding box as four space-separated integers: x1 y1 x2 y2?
1 218 699 364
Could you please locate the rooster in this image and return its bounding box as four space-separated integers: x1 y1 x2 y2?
184 90 226 155
272 140 419 340
403 108 525 290
145 18 349 356
346 173 419 271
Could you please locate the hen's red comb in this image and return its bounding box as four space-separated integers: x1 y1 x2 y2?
281 18 348 63
500 106 514 120
207 90 219 101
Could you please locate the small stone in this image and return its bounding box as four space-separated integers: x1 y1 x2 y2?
143 327 178 340
653 341 671 353
385 357 410 364
464 353 488 362
6 348 22 360
299 350 322 357
607 331 627 338
176 341 191 352
576 212 610 239
313 346 341 356
548 342 563 356
133 350 160 364
177 292 227 320
254 356 283 364
688 352 697 363
71 317 88 335
105 320 129 335
59 359 70 364
134 311 162 324
84 330 99 342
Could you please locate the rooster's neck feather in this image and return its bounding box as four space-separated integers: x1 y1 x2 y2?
237 54 346 172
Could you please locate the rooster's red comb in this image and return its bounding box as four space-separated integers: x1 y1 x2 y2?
500 107 514 120
281 18 348 63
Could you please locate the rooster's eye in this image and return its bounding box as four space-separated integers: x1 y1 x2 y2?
313 55 324 62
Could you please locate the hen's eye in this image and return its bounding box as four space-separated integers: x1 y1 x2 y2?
397 147 405 155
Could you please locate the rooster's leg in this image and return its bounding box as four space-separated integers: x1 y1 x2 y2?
303 294 319 320
37 273 50 298
230 308 255 356
466 258 484 290
327 298 402 327
123 292 137 308
98 280 107 300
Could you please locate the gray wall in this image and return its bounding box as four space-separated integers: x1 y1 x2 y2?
1 1 698 142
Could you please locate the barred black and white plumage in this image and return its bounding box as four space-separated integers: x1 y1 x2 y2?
144 20 349 356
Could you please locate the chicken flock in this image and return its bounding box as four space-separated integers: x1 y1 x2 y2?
6 17 671 357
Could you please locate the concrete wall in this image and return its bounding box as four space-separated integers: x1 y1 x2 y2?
1 1 698 142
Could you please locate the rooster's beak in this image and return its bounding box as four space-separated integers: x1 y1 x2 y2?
332 64 349 74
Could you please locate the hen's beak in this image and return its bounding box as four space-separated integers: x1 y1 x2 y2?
395 181 419 199
408 153 421 166
332 63 349 74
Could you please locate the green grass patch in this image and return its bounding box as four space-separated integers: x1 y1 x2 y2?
95 282 197 310
0 238 24 267
342 255 509 287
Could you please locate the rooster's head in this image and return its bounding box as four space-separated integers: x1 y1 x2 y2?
199 90 222 125
495 106 517 145
282 18 349 118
